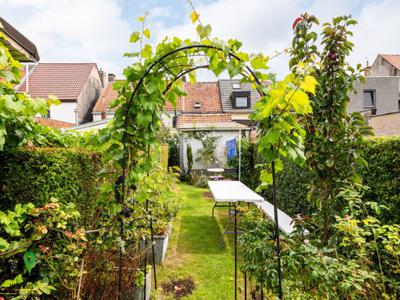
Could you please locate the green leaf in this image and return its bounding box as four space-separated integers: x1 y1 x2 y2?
143 28 151 39
129 31 141 43
23 251 37 274
264 128 280 144
250 54 269 70
141 44 152 59
1 274 23 287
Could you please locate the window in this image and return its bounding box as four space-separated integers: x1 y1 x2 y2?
231 91 250 108
232 82 241 89
235 97 248 107
194 101 201 109
363 90 376 108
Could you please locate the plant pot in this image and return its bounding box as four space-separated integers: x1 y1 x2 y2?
123 269 152 300
140 223 172 264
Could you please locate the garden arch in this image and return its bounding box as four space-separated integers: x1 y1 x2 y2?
116 43 283 300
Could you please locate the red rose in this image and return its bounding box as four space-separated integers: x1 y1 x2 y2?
292 17 302 30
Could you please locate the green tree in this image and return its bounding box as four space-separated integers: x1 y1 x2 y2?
187 144 193 175
290 14 373 245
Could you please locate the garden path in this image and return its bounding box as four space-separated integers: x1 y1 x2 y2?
154 183 237 299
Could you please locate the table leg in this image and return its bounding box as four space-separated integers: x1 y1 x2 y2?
234 201 237 300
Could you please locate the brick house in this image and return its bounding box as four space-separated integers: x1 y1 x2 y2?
18 63 103 125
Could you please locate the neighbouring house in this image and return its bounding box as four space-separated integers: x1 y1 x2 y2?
218 79 260 126
348 54 400 136
92 74 119 121
17 63 103 125
177 113 249 172
173 81 252 172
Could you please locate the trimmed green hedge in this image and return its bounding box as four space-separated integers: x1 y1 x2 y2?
361 138 400 224
231 137 400 222
0 147 102 226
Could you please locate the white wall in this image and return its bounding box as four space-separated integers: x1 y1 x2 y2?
180 130 247 171
50 102 77 124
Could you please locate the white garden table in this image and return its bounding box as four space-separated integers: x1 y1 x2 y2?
208 180 263 300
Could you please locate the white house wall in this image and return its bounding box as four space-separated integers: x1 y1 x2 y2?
181 130 247 171
50 102 77 124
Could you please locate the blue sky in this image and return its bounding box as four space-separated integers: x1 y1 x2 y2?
0 0 398 79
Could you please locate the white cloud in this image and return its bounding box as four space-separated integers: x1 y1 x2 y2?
152 0 400 79
1 0 132 77
350 0 400 66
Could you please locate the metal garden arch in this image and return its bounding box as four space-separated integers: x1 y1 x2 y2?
116 44 283 300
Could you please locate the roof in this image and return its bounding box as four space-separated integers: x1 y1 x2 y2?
165 82 222 113
35 117 74 129
17 63 98 100
0 17 40 62
93 80 122 113
218 79 260 113
176 113 248 130
380 54 400 70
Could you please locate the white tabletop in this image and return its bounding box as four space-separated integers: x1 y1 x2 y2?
207 168 224 173
208 180 264 203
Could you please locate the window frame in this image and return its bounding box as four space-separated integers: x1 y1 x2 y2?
231 91 251 109
363 89 376 109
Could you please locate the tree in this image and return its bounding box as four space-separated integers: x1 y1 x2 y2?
187 144 193 175
290 14 373 245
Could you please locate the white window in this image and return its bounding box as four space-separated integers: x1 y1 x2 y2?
235 97 248 108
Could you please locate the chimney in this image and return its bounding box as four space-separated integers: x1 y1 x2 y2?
182 75 187 82
364 59 371 76
98 68 106 86
108 73 115 83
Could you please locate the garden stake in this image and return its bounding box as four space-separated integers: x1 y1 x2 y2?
244 272 247 299
148 200 157 288
234 201 237 300
272 161 283 299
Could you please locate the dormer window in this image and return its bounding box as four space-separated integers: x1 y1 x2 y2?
194 101 201 109
232 82 241 89
231 91 250 109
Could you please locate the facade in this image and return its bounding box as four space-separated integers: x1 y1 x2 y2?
348 76 400 115
348 54 400 136
348 55 400 132
17 63 103 124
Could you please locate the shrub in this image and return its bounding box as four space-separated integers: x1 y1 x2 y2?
0 147 102 227
0 199 86 299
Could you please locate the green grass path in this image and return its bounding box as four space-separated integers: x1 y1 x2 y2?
153 183 237 299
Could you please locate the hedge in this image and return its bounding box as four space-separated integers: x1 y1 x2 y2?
230 137 400 223
0 147 102 227
361 138 400 224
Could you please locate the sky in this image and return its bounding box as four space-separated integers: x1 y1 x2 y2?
1 0 399 80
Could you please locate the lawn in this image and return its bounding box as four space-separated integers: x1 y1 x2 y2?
153 183 237 300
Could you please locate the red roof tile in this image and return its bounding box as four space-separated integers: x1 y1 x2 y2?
35 117 74 129
381 54 400 70
93 81 121 113
18 63 97 100
176 113 231 127
165 82 222 113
